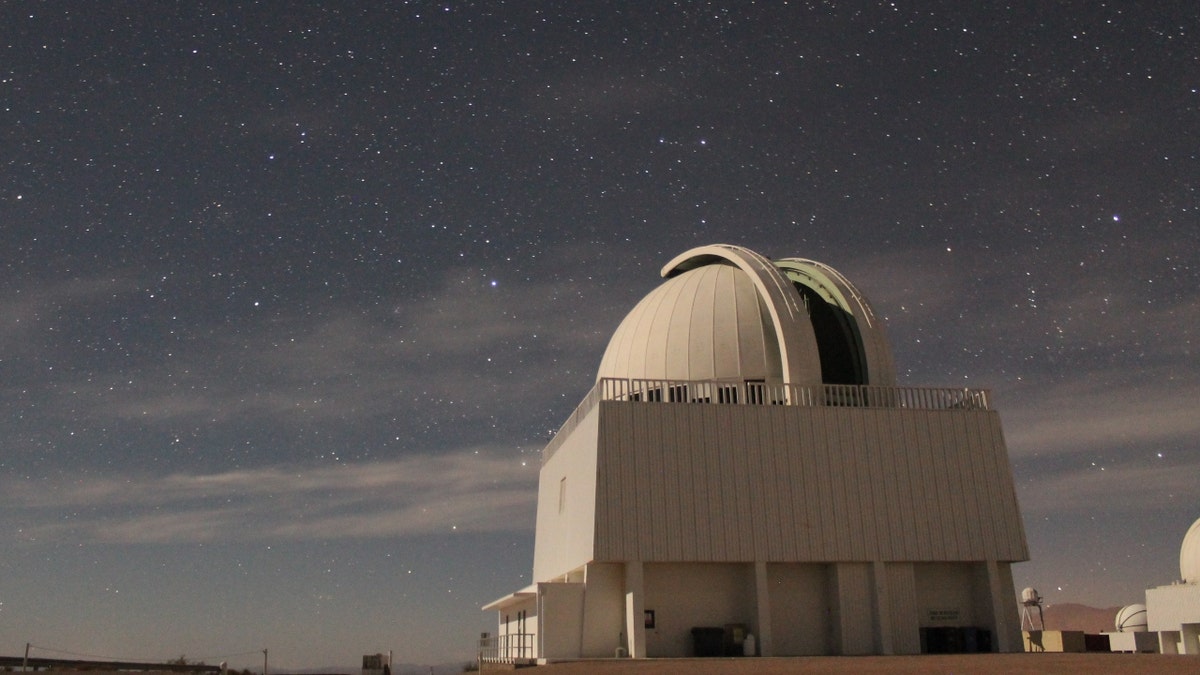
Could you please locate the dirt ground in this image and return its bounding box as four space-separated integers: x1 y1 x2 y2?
522 653 1199 674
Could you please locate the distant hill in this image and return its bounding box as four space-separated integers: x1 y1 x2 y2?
278 665 466 675
1041 603 1122 634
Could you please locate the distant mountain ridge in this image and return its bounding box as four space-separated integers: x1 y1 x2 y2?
1041 603 1122 634
277 665 464 675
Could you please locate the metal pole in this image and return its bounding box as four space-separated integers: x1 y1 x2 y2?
23 643 30 672
262 649 268 675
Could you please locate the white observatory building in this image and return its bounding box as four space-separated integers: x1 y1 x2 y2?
482 244 1029 662
1145 516 1200 654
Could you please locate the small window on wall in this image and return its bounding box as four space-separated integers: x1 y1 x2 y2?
558 477 567 514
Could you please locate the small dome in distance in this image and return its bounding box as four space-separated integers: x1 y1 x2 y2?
1114 604 1148 632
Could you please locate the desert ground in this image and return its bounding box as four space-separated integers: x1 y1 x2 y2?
524 653 1198 674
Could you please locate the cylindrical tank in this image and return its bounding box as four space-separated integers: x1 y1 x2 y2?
1020 587 1040 605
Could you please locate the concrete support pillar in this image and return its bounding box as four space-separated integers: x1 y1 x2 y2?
1159 632 1180 654
754 561 773 656
829 562 874 655
624 561 646 658
985 560 1020 653
872 561 894 655
1182 625 1200 655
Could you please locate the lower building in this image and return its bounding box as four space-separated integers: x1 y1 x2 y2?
1146 516 1200 655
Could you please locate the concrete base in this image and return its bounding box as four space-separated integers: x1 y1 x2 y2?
1105 631 1161 653
1023 630 1085 653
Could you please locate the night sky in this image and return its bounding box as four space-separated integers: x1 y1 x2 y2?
2 1 1197 668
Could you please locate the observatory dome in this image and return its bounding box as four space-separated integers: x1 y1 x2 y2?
595 261 784 383
596 244 896 387
1181 516 1200 583
1115 603 1148 632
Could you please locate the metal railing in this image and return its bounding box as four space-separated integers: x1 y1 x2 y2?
601 378 990 411
477 632 536 665
542 377 992 464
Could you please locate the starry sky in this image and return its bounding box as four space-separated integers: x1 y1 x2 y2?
1 1 1197 669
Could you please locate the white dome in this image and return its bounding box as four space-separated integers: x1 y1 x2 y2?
1181 516 1200 583
596 262 784 382
1115 604 1148 632
596 244 896 387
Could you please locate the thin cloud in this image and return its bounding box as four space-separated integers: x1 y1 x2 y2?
4 449 538 545
996 357 1200 457
0 274 132 350
54 259 614 430
1017 458 1200 516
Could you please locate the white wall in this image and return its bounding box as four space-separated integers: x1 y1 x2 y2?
642 562 756 657
538 582 584 659
592 402 1028 564
1106 631 1160 653
915 563 978 628
533 405 601 581
767 563 831 655
883 562 921 654
1147 583 1200 644
1146 583 1200 654
526 396 1027 657
581 563 627 657
829 562 876 655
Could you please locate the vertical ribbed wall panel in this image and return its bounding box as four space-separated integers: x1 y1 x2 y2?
982 418 1024 556
663 406 687 560
715 405 741 557
938 415 968 558
875 413 903 560
897 413 926 560
753 407 785 560
793 410 819 560
915 414 949 559
631 405 655 557
591 401 1027 564
730 409 757 558
688 405 713 560
959 413 987 556
848 413 875 560
973 417 1005 554
648 410 668 558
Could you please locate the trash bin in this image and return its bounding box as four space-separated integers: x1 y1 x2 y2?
691 627 724 657
724 623 746 656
